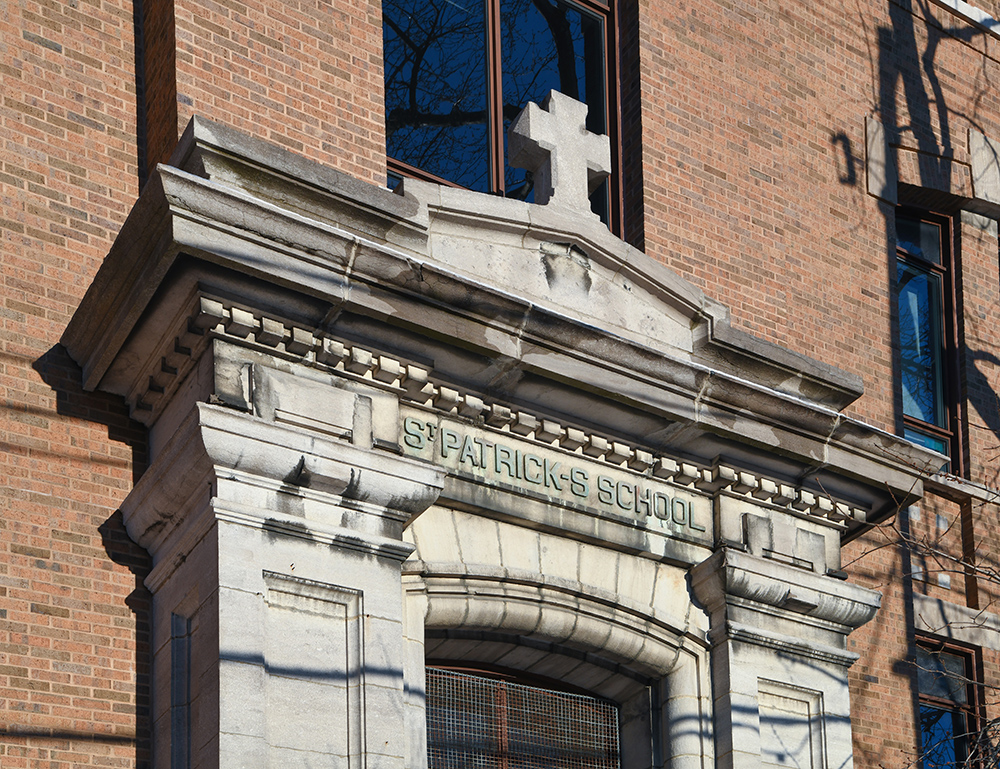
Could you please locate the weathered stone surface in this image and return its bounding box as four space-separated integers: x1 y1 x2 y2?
691 547 880 769
508 89 611 214
970 127 1000 205
913 593 1000 650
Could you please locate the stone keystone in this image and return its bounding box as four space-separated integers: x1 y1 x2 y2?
508 90 612 216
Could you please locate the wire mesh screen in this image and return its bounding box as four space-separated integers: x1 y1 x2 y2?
426 667 620 769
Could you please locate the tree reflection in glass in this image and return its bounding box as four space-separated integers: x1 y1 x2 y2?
917 646 973 769
384 0 489 190
383 0 606 199
920 704 970 769
897 260 945 427
500 0 604 199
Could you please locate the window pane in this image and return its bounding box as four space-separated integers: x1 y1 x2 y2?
384 0 490 191
920 703 970 769
903 428 950 467
897 215 942 265
897 259 945 427
500 0 606 199
917 648 969 704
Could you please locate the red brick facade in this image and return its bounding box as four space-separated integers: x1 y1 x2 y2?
3 0 1000 766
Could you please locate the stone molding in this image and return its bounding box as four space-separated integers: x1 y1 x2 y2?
690 548 881 635
930 0 1000 39
176 116 863 408
413 564 693 679
261 571 367 766
121 401 445 591
723 620 861 667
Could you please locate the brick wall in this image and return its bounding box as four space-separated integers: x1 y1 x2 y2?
169 0 385 184
845 527 920 768
0 0 150 765
630 2 1000 766
633 0 1000 439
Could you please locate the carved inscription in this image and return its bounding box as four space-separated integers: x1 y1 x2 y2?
400 409 709 541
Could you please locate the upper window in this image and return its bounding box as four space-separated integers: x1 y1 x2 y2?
916 641 981 769
426 666 620 769
895 210 961 471
383 0 618 226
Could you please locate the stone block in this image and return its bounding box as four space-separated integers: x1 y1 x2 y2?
452 511 502 566
217 733 267 769
495 521 542 573
537 534 582 582
971 127 1000 205
615 554 656 612
362 683 409 759
218 659 267 737
266 675 348 753
361 615 406 690
578 541 619 594
406 507 463 563
286 327 316 355
866 116 897 203
257 317 285 347
217 586 264 660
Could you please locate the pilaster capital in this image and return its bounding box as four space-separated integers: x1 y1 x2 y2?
690 548 880 632
120 401 445 585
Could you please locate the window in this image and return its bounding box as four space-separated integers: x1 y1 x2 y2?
895 210 961 471
916 641 981 769
383 0 619 227
426 667 620 769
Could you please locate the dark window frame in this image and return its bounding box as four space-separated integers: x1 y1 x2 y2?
895 207 965 476
384 0 623 234
915 638 984 769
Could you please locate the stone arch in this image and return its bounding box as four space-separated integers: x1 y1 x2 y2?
402 506 714 769
417 565 687 679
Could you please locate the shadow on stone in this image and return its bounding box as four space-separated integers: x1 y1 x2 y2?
33 343 153 768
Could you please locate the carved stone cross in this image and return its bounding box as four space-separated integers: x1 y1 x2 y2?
508 90 612 216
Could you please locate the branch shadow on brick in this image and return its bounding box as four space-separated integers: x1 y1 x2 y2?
33 343 153 769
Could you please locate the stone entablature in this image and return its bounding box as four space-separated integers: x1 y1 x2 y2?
64 119 940 529
96 286 898 542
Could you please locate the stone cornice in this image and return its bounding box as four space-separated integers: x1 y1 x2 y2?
117 293 886 532
74 264 933 528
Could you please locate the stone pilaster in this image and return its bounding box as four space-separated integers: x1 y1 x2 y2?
121 381 443 768
691 545 880 769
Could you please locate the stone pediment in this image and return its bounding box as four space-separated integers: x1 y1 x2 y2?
173 117 863 410
404 177 878 410
63 116 942 533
